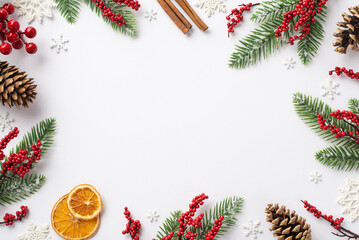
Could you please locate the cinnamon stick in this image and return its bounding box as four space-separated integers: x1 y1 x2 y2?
175 0 208 31
157 0 192 34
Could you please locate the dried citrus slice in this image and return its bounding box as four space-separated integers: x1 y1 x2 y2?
67 184 103 220
51 194 100 240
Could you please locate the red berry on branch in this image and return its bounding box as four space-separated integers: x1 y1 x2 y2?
7 20 20 32
0 42 12 55
6 31 18 43
24 27 37 38
0 8 8 20
25 43 37 54
3 3 15 15
12 39 23 49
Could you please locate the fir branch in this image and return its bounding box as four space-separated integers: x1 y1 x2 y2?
316 146 359 172
83 0 137 37
156 211 182 240
293 93 359 149
250 0 297 23
194 196 244 240
348 98 359 115
55 0 81 23
0 174 45 206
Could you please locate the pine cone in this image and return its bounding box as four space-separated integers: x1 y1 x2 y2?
0 61 37 108
333 6 359 54
265 203 311 240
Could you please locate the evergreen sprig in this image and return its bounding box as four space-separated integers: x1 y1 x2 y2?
55 0 81 23
293 93 359 171
156 211 182 240
229 0 327 69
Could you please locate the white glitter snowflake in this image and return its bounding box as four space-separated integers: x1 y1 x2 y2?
321 78 340 100
309 171 322 184
283 57 296 69
147 209 160 222
145 9 157 21
243 219 263 239
18 223 52 240
0 112 14 132
13 0 57 24
194 0 226 18
338 178 359 222
50 34 69 54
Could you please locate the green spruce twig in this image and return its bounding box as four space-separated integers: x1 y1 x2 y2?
55 0 81 23
156 211 182 240
316 146 359 171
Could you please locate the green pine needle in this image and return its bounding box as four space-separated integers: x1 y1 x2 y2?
0 174 46 206
250 0 298 23
156 211 182 240
348 98 359 114
55 0 81 24
316 146 359 171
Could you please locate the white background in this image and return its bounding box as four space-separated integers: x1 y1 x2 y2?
1 0 359 239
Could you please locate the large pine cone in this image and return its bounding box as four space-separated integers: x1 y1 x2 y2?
265 203 311 240
333 6 359 54
0 61 37 108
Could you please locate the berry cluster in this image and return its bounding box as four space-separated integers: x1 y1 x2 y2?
303 200 343 229
122 207 141 240
93 0 141 27
274 0 328 45
0 3 37 55
1 206 29 226
0 128 43 178
204 216 224 240
329 67 359 80
317 110 359 143
226 3 259 37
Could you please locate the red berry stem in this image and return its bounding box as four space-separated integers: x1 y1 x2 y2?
226 3 260 37
302 200 359 240
0 206 29 226
329 67 359 80
122 207 141 240
275 0 328 45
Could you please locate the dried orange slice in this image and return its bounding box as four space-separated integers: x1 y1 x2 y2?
51 194 100 240
67 184 103 220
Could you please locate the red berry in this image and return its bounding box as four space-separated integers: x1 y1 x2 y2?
24 27 37 38
25 43 37 54
3 3 15 15
6 31 19 43
0 42 12 55
0 8 8 20
12 39 23 49
7 20 20 32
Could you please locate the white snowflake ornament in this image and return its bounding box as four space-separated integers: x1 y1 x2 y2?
243 219 263 239
145 9 157 21
147 209 160 222
283 57 296 69
0 112 14 132
309 171 322 184
194 0 226 18
18 223 52 240
321 78 340 100
338 178 359 222
50 34 69 54
13 0 57 24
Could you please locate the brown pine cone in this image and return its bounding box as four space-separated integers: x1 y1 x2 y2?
265 203 311 240
333 6 359 54
0 61 37 108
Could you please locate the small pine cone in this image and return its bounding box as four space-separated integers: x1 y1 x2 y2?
0 61 37 109
333 6 359 54
265 203 311 240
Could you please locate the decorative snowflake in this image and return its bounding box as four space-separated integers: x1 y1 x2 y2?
338 178 359 222
18 223 52 240
309 171 322 184
50 34 69 54
243 219 263 239
145 9 157 21
321 78 340 100
194 0 226 18
283 57 296 69
13 0 57 23
0 112 14 132
147 209 160 222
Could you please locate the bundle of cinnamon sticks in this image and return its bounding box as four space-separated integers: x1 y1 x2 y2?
158 0 208 34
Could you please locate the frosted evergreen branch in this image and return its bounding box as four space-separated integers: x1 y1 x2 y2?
156 211 182 240
55 0 81 23
316 146 359 172
250 0 297 23
348 98 359 115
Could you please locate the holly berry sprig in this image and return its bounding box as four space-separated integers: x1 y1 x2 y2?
0 206 29 226
226 3 260 37
302 200 359 239
122 207 141 240
0 3 37 55
275 0 328 45
329 67 359 80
